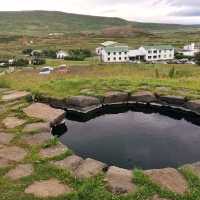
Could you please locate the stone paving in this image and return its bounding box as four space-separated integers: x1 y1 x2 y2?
1 89 200 199
25 179 72 198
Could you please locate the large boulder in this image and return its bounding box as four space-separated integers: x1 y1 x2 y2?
23 103 65 126
66 96 100 109
105 166 136 194
129 91 156 103
103 91 129 104
159 95 186 106
186 100 200 113
144 168 188 194
74 158 107 179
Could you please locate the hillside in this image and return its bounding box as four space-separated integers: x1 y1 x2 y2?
0 11 200 36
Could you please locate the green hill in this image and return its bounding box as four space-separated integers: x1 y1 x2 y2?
0 10 199 36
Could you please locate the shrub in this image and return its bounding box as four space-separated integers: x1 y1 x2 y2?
22 48 33 55
42 49 57 59
65 48 92 61
13 58 29 66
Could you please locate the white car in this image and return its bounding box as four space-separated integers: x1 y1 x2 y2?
39 66 54 75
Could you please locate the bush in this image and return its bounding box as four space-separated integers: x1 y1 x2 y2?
194 52 200 65
22 48 33 55
42 49 57 59
65 49 92 61
175 52 192 60
13 58 29 66
31 58 46 65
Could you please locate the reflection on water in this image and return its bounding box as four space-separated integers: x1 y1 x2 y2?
52 104 200 169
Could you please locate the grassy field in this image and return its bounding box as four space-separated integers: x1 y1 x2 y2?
1 63 200 99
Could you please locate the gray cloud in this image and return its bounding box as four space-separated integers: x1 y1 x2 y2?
170 7 200 17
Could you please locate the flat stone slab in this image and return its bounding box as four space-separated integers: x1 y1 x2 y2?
22 132 52 146
25 179 72 198
74 158 107 179
186 100 200 113
67 96 100 108
23 122 51 133
2 117 26 129
52 155 83 172
105 166 136 194
1 91 31 101
129 91 156 103
159 95 186 105
0 146 27 162
39 143 68 159
5 164 33 180
23 103 65 126
182 162 200 178
144 168 188 194
0 158 13 168
0 132 14 145
149 195 170 200
103 91 129 104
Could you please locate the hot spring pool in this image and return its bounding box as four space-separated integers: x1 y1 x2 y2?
53 104 200 170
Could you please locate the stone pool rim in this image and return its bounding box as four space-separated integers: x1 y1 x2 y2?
34 91 200 180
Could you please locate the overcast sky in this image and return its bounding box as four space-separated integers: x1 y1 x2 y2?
1 0 200 24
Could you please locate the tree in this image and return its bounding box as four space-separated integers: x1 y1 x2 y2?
65 49 92 61
194 52 200 65
13 59 29 66
22 48 33 55
42 49 57 59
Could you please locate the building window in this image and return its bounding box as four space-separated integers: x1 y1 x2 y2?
108 57 110 61
124 51 127 54
108 52 111 55
164 55 167 58
114 57 116 60
119 57 121 60
158 55 161 58
148 50 152 54
119 52 122 55
113 52 116 55
148 56 152 59
125 57 127 60
159 50 162 53
153 56 157 59
153 50 157 54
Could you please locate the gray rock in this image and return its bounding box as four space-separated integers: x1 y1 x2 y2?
23 122 50 133
2 117 26 129
5 164 33 180
144 168 188 194
23 103 65 126
103 91 129 104
186 100 200 113
159 95 186 105
0 146 27 162
25 179 72 198
67 96 100 108
1 91 31 101
52 155 83 172
39 143 68 159
129 91 156 103
22 132 52 146
75 158 107 179
0 132 14 145
105 166 136 194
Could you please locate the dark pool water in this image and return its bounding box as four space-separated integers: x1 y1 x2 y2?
53 105 200 170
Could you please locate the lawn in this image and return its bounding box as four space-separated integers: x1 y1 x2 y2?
1 63 200 99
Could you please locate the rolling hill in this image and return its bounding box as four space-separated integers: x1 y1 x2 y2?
0 10 200 36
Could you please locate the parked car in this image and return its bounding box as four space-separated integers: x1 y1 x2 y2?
55 64 70 73
39 66 54 75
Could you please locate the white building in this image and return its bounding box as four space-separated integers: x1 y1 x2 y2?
56 50 69 59
96 41 129 63
139 45 175 61
181 43 200 57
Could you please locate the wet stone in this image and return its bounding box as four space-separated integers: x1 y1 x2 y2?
129 91 156 103
0 146 27 162
52 155 83 172
2 117 26 129
39 143 68 159
23 122 50 133
25 179 72 198
1 91 31 102
5 164 33 180
23 103 65 126
103 91 129 104
74 158 107 179
144 168 188 194
22 132 52 146
105 166 136 194
159 95 186 105
0 132 14 145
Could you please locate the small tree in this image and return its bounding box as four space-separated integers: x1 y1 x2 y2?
194 52 200 65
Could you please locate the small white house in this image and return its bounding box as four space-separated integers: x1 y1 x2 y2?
139 45 175 61
96 41 129 63
56 50 69 59
181 43 200 57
